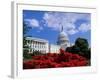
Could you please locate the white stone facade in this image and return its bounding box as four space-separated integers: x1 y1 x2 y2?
25 37 49 54
49 44 60 53
25 37 60 54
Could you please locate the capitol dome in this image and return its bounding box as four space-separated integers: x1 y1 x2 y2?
57 26 70 50
58 31 69 40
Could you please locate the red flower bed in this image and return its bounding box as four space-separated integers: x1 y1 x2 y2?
23 49 88 69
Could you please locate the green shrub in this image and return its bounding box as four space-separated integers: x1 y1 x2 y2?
66 37 91 59
23 49 32 59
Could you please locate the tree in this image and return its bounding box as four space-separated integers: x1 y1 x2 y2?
66 37 91 59
23 21 32 59
75 38 89 52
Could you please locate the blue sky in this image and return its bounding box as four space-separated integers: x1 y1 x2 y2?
23 10 91 46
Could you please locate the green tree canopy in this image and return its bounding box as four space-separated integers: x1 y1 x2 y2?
75 37 89 53
66 37 91 59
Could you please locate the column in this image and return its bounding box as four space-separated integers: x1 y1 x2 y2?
37 41 39 51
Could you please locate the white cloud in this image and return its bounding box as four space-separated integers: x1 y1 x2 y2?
25 19 39 27
67 29 78 35
78 23 91 32
43 12 90 35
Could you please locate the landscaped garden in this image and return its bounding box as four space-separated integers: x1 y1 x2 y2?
23 49 89 69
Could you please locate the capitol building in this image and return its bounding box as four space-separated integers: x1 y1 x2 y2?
57 26 70 50
25 26 70 54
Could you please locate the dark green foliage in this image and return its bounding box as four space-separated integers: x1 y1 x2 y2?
23 49 43 59
66 37 91 59
71 45 80 53
75 38 88 47
83 48 91 59
23 21 32 49
23 49 32 59
23 21 32 59
75 38 89 52
23 37 28 48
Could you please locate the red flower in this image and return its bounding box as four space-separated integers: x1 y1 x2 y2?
23 50 88 69
60 48 65 54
